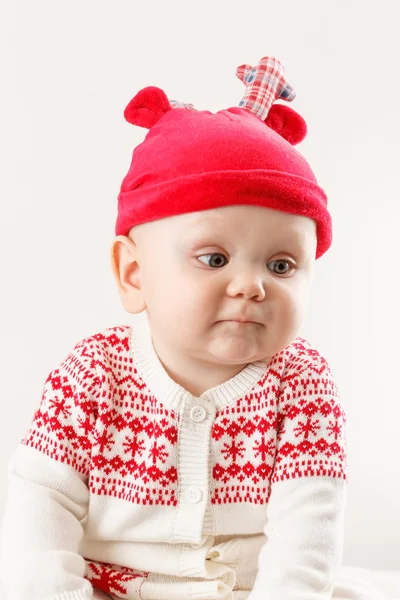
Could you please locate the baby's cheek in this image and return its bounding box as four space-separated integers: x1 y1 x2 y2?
284 292 309 334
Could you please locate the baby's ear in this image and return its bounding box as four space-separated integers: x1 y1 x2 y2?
123 86 172 129
110 236 147 314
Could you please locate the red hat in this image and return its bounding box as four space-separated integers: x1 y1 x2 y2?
116 56 331 259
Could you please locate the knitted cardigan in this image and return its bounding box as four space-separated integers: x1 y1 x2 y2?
0 312 347 600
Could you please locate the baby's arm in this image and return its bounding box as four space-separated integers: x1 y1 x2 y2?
249 356 347 600
0 341 99 600
251 475 346 599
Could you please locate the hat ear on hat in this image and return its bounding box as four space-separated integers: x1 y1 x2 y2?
124 86 172 129
265 104 307 146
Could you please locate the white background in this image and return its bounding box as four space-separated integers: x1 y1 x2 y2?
0 0 399 571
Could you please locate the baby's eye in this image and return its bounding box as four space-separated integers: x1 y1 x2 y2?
197 254 294 275
197 253 228 268
267 260 294 275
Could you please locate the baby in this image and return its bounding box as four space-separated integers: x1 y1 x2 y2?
0 57 349 600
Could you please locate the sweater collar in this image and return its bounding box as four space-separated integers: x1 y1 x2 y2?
129 312 270 412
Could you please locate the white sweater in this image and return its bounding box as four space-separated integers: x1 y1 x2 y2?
0 313 347 600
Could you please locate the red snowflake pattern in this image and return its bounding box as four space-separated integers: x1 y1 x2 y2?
85 560 147 598
21 327 347 511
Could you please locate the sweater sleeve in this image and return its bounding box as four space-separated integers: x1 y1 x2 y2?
249 356 348 600
0 341 100 600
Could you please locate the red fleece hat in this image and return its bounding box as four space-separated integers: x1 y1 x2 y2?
115 56 332 259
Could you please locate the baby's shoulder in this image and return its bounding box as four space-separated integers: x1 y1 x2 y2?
273 337 342 415
274 335 334 382
73 324 132 356
58 324 133 377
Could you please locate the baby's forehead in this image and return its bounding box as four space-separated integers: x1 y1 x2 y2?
172 205 316 236
158 205 293 231
133 205 316 249
131 207 227 240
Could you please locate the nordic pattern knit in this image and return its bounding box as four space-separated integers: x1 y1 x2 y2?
0 312 348 600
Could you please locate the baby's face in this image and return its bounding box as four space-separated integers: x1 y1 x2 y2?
129 204 317 366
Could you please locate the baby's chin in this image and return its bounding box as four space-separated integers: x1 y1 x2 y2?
206 336 273 365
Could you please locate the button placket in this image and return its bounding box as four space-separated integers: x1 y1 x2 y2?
185 486 203 503
190 405 207 422
172 396 215 543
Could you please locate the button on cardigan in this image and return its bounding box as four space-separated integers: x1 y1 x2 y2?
0 312 347 600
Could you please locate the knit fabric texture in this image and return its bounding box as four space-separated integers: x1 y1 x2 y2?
0 313 348 600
